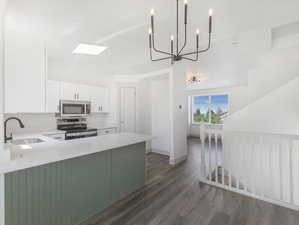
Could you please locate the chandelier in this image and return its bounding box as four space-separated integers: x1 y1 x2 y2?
148 0 213 64
186 73 201 84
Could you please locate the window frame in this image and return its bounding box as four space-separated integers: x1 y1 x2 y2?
191 94 230 125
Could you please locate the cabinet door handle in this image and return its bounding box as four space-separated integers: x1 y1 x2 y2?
98 106 101 112
74 93 76 100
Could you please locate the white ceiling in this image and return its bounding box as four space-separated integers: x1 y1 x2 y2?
6 0 299 88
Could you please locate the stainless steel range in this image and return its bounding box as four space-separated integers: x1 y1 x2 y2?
57 118 98 140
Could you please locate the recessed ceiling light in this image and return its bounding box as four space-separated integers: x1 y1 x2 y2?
72 44 107 55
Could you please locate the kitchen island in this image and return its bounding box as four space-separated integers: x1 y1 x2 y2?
0 133 151 225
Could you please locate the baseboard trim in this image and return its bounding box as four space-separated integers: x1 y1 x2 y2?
170 155 187 165
150 149 170 156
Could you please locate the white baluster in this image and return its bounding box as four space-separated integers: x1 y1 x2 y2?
201 130 206 180
289 139 294 204
269 141 273 199
250 135 258 195
209 131 212 181
279 140 283 201
215 131 218 184
221 132 225 185
229 168 232 189
236 135 240 190
259 135 264 198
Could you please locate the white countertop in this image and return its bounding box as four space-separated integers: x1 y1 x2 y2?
0 133 152 174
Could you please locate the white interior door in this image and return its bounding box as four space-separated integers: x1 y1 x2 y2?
120 87 136 133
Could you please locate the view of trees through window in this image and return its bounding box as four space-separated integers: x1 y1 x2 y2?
192 94 229 124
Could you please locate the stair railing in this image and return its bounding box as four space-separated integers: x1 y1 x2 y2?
200 128 299 211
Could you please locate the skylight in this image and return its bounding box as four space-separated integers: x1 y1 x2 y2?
72 44 107 55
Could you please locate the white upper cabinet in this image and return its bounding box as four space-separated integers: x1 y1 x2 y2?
5 29 46 113
55 81 109 113
60 82 78 101
46 80 61 113
60 83 92 101
76 84 91 101
90 86 109 113
100 87 109 113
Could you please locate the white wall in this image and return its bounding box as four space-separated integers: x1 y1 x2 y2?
137 79 152 135
248 46 299 103
151 77 171 155
169 64 188 164
188 85 249 137
135 67 187 163
225 77 299 135
4 113 113 135
136 74 172 156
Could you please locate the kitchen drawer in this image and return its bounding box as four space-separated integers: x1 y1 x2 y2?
99 128 117 135
44 133 66 140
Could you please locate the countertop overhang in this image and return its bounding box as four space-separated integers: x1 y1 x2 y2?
0 133 152 174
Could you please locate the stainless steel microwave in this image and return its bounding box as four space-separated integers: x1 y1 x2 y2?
59 100 91 117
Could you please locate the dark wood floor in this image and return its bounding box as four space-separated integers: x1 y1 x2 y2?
82 138 299 225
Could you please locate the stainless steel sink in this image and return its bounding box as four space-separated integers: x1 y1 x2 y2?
11 138 45 145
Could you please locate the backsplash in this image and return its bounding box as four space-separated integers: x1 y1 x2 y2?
4 113 116 135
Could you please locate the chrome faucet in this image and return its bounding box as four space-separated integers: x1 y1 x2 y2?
4 117 25 143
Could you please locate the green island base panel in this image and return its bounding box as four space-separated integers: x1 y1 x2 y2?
5 142 146 225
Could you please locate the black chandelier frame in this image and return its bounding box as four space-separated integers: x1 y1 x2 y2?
149 0 213 64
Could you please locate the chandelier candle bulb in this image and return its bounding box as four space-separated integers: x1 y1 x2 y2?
150 8 155 15
150 9 155 33
196 32 199 49
184 0 188 24
149 29 152 48
209 9 213 33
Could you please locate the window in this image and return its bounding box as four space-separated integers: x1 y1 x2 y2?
192 94 229 124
